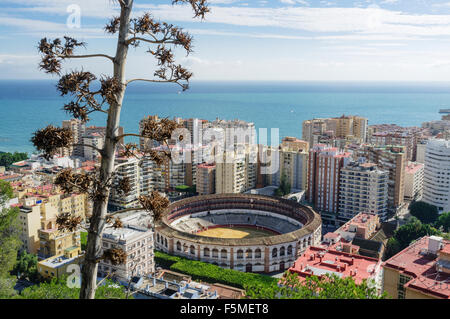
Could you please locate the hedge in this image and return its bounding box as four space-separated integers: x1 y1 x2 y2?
154 251 278 289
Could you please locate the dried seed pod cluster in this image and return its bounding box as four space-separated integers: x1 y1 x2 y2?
173 0 210 19
38 37 86 74
31 125 74 160
102 248 127 265
56 212 82 232
139 191 170 221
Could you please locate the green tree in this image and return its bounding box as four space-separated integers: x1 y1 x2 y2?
275 173 291 197
0 277 18 299
175 184 196 194
0 181 21 298
12 251 38 282
0 152 28 168
384 217 442 259
409 201 439 224
245 272 386 299
0 180 14 204
436 212 450 233
18 276 128 299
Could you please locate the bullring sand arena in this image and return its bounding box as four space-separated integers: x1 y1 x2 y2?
155 194 322 273
197 226 277 239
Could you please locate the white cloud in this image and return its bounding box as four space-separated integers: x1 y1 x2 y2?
6 2 450 40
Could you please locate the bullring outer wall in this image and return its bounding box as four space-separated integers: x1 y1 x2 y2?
155 194 322 273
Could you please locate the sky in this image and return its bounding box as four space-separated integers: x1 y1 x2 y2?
3 0 450 81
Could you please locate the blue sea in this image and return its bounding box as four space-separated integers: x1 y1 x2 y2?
0 80 449 154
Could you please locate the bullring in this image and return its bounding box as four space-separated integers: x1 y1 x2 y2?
155 194 322 273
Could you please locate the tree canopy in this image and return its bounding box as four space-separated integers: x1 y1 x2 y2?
409 201 439 224
12 251 39 282
436 212 450 233
0 180 21 298
244 272 386 299
384 217 442 260
17 276 129 299
0 152 28 168
0 180 14 204
275 173 291 197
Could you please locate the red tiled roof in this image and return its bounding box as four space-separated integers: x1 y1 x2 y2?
289 246 381 285
382 236 450 299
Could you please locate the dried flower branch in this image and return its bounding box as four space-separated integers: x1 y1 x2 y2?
117 176 132 195
106 216 124 229
100 76 121 106
56 212 82 232
138 191 170 221
31 125 73 160
38 37 86 74
172 0 210 19
102 248 127 265
54 169 93 194
105 16 121 34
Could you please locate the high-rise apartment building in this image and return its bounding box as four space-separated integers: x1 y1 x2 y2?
215 150 247 194
109 156 141 211
423 139 450 213
416 139 428 164
281 137 309 152
82 132 104 161
338 162 389 222
61 119 86 157
370 131 416 161
307 144 352 213
362 145 406 211
196 163 216 195
302 115 368 148
268 147 309 191
404 162 424 201
203 118 257 152
302 118 330 147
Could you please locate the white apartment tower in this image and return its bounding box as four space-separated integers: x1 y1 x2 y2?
215 150 247 194
338 162 389 222
109 156 140 211
423 139 450 213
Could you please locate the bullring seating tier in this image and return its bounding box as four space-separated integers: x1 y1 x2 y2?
171 210 301 235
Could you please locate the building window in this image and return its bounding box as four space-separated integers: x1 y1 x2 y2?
287 245 293 256
204 248 210 257
397 274 411 299
272 248 278 258
237 249 244 259
255 248 261 259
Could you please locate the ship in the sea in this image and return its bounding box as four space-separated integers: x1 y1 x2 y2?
439 109 450 114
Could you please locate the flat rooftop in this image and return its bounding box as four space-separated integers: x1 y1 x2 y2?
289 246 381 285
383 236 450 299
39 254 81 269
405 162 424 174
337 213 379 233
